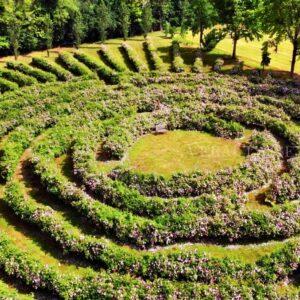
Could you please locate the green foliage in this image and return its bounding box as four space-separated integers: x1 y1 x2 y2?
0 36 9 50
192 57 203 73
261 41 271 70
119 0 131 40
260 0 300 76
74 51 120 84
6 61 56 83
96 0 113 43
43 14 53 56
140 1 153 38
144 38 165 71
31 57 72 81
121 42 147 72
215 0 261 59
0 67 37 86
189 0 218 48
57 52 93 77
0 77 18 93
202 28 225 52
171 40 184 72
99 44 125 72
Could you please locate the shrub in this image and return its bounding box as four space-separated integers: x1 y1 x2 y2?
31 57 72 81
171 40 185 73
0 77 18 93
6 61 56 83
202 29 225 53
74 52 120 84
143 39 165 71
99 45 125 72
0 68 37 86
121 43 147 72
57 52 94 77
213 58 224 72
192 57 203 73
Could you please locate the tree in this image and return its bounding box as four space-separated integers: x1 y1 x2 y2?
0 36 9 50
189 0 218 48
7 14 21 60
119 0 130 40
180 0 189 36
140 1 153 38
261 41 271 71
261 0 300 77
44 14 53 56
215 0 261 59
72 11 83 49
151 0 171 31
95 0 112 42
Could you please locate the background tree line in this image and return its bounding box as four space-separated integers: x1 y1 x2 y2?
0 0 299 76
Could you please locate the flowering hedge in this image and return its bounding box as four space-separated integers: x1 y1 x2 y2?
0 228 294 299
0 72 299 297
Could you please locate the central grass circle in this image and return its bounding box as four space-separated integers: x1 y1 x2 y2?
126 130 249 177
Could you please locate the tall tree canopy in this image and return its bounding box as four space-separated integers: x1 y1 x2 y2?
189 0 218 48
261 0 300 76
215 0 261 59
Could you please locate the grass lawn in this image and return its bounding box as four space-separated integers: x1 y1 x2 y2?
125 130 249 177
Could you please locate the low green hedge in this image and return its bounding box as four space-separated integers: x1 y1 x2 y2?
192 57 203 73
74 52 120 84
31 57 72 81
0 77 19 93
0 228 287 299
6 61 57 83
57 52 94 77
0 68 37 86
144 39 165 71
121 43 147 73
171 41 185 73
99 45 125 72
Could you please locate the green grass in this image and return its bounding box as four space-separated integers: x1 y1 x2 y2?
183 31 300 74
124 130 250 177
155 236 300 264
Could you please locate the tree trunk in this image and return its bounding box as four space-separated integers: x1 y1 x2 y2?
290 40 298 77
232 38 238 59
199 25 204 49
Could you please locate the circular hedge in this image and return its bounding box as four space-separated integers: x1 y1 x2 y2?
0 72 299 299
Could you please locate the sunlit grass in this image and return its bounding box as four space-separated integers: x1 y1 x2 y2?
125 130 250 177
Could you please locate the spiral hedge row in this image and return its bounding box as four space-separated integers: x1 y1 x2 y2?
0 70 299 298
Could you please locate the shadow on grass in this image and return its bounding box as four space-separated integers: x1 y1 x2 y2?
156 46 172 65
118 46 137 72
180 46 198 66
143 42 155 71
